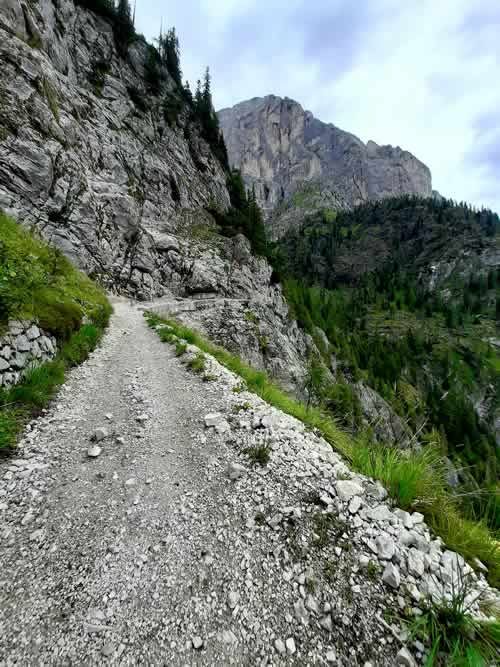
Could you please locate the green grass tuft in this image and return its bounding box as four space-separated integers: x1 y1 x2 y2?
175 341 187 357
244 444 270 466
187 352 206 374
410 573 500 666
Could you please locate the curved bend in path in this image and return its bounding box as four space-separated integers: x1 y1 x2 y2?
0 299 401 666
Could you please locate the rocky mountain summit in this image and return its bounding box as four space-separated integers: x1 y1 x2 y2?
218 95 432 233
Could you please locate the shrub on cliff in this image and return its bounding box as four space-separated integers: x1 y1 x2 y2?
0 212 111 340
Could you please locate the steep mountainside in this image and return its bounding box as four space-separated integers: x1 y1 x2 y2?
279 197 500 290
276 197 500 518
0 0 231 298
218 95 432 231
0 0 315 393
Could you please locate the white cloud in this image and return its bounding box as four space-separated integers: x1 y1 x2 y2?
135 0 500 212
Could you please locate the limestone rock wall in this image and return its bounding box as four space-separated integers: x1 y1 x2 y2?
0 0 229 299
218 95 432 229
0 321 57 387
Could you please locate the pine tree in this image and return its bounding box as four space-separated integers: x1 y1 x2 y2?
164 27 182 86
194 80 202 111
144 45 161 95
114 0 135 56
227 169 247 211
183 80 193 105
246 186 267 256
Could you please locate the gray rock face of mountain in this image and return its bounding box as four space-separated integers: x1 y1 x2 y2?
0 0 229 299
0 0 316 393
218 95 432 223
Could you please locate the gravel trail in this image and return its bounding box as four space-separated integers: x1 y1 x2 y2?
3 299 495 666
0 299 247 664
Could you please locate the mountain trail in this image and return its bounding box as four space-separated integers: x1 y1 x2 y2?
0 299 496 666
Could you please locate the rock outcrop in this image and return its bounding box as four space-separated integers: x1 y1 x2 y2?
0 0 229 299
218 95 432 232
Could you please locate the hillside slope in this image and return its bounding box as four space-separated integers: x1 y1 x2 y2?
275 197 500 522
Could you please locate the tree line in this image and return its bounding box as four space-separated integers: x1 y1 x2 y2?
75 0 228 168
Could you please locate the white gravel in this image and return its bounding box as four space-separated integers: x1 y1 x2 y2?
0 299 497 666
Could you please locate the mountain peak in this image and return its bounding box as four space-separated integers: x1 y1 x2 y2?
218 96 432 218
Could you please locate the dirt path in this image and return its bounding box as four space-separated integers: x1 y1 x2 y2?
3 299 488 666
0 299 253 664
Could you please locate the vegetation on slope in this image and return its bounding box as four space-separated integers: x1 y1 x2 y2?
145 312 500 589
208 169 268 257
268 196 500 534
75 0 228 168
283 280 500 527
275 195 499 288
0 213 111 452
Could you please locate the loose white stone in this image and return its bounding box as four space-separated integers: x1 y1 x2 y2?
92 427 108 442
228 591 240 609
335 479 364 501
204 413 223 428
87 445 102 458
382 563 401 589
319 615 333 631
376 534 395 560
191 636 203 650
227 463 245 481
274 639 286 654
349 496 362 514
285 637 296 655
407 548 425 577
396 647 417 666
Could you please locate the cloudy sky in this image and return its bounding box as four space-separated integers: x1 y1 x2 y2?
135 0 500 212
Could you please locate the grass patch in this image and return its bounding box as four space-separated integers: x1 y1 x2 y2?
367 560 380 580
0 213 111 336
187 352 206 374
144 312 500 587
244 444 270 466
410 574 500 666
0 322 109 453
351 443 447 511
312 512 348 548
232 402 252 413
175 342 187 357
158 329 176 344
0 214 111 453
41 77 59 122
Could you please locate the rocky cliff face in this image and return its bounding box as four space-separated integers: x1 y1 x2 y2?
0 0 317 393
218 95 432 233
0 0 230 299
